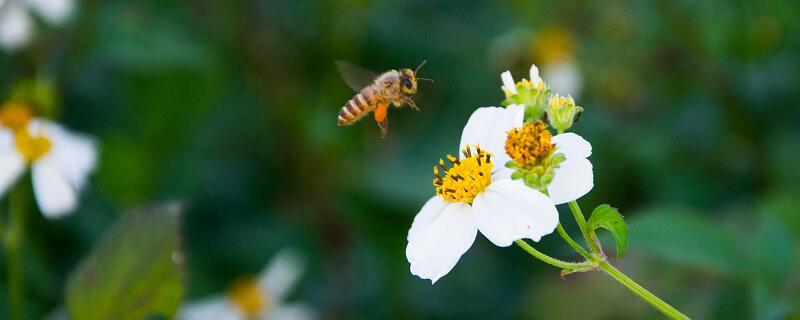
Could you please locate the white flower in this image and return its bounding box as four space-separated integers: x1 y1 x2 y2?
0 118 96 218
0 0 74 51
406 104 560 283
179 250 316 320
542 59 583 99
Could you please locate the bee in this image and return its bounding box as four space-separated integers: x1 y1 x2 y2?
336 61 430 137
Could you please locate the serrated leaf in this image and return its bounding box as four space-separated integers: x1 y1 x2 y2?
588 204 628 260
65 202 185 320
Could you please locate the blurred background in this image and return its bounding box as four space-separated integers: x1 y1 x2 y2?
1 0 799 319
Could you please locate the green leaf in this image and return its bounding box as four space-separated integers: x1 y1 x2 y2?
587 204 628 260
65 202 185 320
629 207 744 276
750 214 794 286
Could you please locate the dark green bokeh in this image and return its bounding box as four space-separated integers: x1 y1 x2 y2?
1 0 799 318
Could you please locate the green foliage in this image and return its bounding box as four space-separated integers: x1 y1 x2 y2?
65 203 185 320
587 204 628 260
629 207 744 276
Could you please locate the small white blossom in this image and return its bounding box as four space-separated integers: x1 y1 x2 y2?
179 250 316 320
0 119 96 218
0 0 74 51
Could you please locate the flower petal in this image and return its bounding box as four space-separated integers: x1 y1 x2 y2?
459 104 524 167
32 160 77 218
31 119 97 190
25 0 74 25
0 2 33 51
547 158 593 205
258 249 304 302
0 130 25 198
529 64 543 87
552 133 591 160
178 296 243 320
406 199 477 284
501 71 516 94
472 179 559 246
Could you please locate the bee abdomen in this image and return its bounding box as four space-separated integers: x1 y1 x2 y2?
337 91 375 126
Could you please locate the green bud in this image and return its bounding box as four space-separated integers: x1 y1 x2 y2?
546 94 583 133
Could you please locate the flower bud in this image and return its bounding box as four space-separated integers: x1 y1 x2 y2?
546 94 583 133
500 65 550 121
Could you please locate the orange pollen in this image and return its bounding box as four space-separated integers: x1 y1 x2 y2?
227 277 269 317
504 121 554 167
0 102 33 131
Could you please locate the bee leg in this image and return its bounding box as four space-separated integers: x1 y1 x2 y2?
378 117 389 138
374 102 389 138
405 98 420 111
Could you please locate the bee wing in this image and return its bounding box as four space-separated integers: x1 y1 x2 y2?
335 61 380 92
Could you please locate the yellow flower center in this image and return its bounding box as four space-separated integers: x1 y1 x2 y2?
15 130 52 162
0 102 33 131
227 277 270 317
505 121 554 167
432 145 493 203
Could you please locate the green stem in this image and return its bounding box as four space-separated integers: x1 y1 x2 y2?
555 222 592 259
598 261 690 320
4 181 27 320
514 240 593 270
567 201 602 256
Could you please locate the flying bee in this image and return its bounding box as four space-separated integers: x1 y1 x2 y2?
336 61 431 137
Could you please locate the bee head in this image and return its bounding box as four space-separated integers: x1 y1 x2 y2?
399 69 417 95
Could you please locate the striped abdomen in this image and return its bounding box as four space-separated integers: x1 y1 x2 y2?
337 87 379 126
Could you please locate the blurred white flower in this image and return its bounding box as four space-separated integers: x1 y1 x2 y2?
0 115 97 218
406 105 559 283
0 0 74 51
542 60 583 99
179 250 315 320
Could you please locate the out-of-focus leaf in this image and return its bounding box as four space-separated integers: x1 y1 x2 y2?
587 204 628 260
65 202 185 320
629 207 744 276
750 214 794 286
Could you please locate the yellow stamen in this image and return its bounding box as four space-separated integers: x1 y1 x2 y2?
432 145 493 203
505 121 554 167
0 102 33 131
227 277 270 317
15 130 52 162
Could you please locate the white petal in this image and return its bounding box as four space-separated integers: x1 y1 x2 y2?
32 160 77 218
31 119 97 190
407 196 448 241
491 167 514 182
543 60 583 98
458 104 524 168
266 303 316 320
472 179 559 246
552 133 591 160
529 64 543 87
406 200 477 284
0 129 26 198
500 71 516 94
0 2 33 51
547 158 593 205
258 249 304 302
25 0 73 25
178 296 243 320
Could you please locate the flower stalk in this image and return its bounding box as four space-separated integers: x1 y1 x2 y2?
4 176 28 320
518 199 690 319
598 261 690 320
